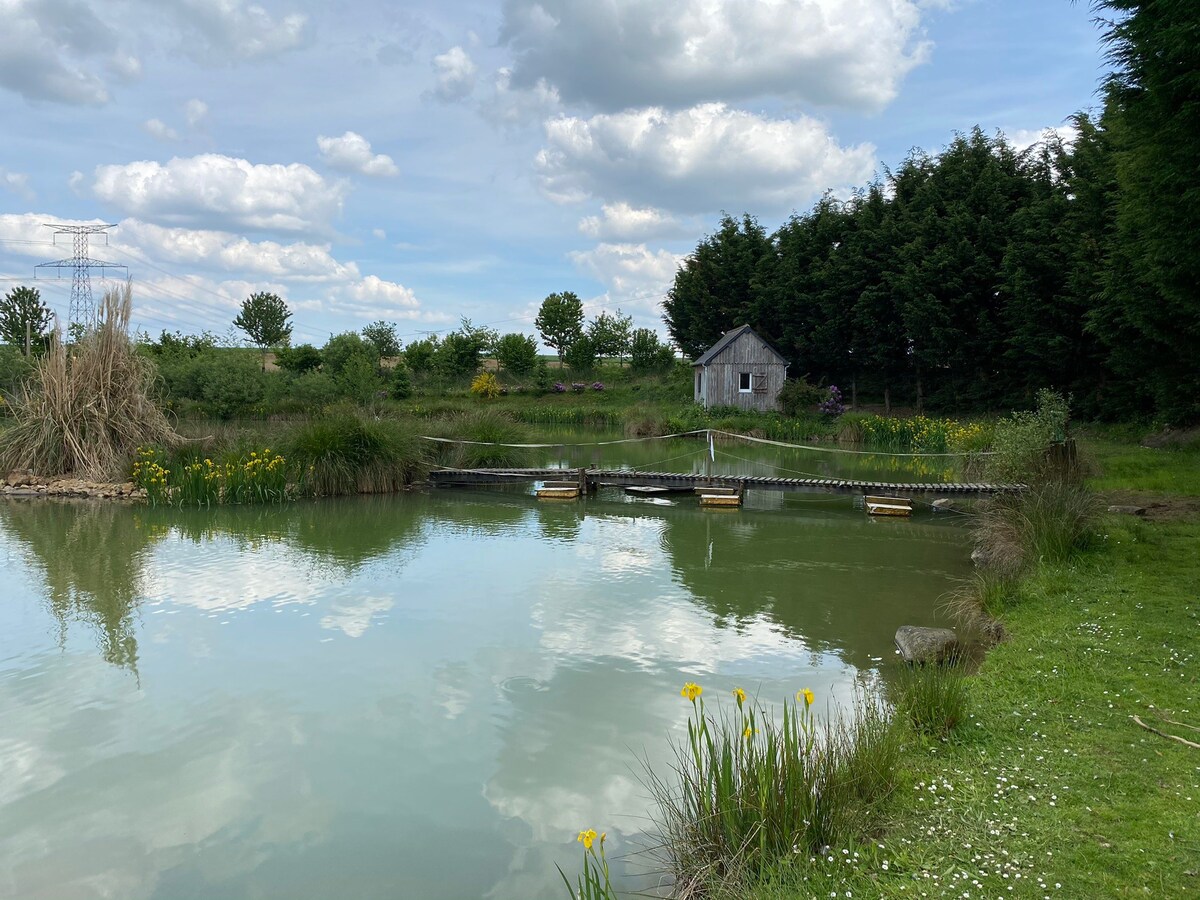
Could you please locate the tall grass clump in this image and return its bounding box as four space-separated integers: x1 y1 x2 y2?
0 283 178 479
286 413 426 496
648 683 902 897
434 408 532 468
892 660 971 740
974 481 1099 576
985 388 1072 484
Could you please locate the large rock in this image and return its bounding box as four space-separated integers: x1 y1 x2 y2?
895 625 960 665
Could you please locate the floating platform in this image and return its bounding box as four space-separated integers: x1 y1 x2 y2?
865 495 913 517
697 485 743 508
537 479 581 500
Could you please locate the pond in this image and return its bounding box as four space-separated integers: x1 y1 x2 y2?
0 452 971 899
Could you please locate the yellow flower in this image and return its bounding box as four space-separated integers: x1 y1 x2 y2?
681 682 702 702
577 829 597 850
798 688 814 707
743 726 754 740
732 687 746 706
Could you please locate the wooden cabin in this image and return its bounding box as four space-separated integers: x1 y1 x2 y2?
692 325 789 411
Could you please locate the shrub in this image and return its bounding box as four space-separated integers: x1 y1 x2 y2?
322 332 377 377
275 343 323 373
563 333 596 372
630 328 675 373
390 361 413 399
591 381 604 391
404 337 439 374
337 353 383 404
0 345 34 399
289 371 340 408
818 384 846 416
471 371 502 399
986 388 1072 484
777 377 823 417
494 332 539 375
188 353 268 419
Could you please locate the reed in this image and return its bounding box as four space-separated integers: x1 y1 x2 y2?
892 659 971 739
433 408 532 468
0 283 179 480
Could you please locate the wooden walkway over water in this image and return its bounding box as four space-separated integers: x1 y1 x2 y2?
428 468 1022 498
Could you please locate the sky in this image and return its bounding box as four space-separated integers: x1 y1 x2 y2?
0 0 1107 350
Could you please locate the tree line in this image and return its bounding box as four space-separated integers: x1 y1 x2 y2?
664 1 1199 423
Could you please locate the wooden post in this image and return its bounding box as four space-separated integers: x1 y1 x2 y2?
24 320 31 357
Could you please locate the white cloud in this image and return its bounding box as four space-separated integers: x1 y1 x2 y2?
89 154 347 233
578 202 682 241
316 131 399 178
479 67 561 128
568 242 682 320
0 0 121 105
431 45 476 102
161 0 308 63
142 118 179 141
500 0 931 112
0 169 35 202
537 103 877 214
0 0 304 107
1006 124 1080 153
184 97 208 127
112 220 359 282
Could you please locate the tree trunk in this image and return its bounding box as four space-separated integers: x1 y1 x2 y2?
884 385 891 416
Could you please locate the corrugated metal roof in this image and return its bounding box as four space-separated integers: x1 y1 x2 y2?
692 324 790 367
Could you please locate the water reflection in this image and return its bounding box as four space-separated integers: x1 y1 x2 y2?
0 487 971 899
1 500 155 671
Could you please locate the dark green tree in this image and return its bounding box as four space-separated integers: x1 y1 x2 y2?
322 332 377 377
0 286 53 355
1089 0 1200 422
535 291 585 363
664 214 773 358
234 291 292 370
403 336 439 374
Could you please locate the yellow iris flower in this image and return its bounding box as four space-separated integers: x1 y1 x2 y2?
798 688 814 707
681 682 702 702
732 687 746 705
577 829 597 850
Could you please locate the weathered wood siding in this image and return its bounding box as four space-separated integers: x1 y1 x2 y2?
693 331 787 410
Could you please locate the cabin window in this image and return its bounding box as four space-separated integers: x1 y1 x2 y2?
739 372 752 392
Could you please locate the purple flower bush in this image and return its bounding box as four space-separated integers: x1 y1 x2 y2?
553 382 567 393
818 385 846 416
571 382 586 393
592 382 605 391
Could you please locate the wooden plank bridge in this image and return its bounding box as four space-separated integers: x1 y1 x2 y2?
428 468 1023 498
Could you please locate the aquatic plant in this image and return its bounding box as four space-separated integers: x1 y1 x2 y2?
0 283 179 479
287 414 426 496
557 829 617 900
647 683 902 895
131 446 171 506
433 408 531 468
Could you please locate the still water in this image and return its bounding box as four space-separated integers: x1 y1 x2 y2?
0 464 970 899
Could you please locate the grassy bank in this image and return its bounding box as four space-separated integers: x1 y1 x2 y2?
711 432 1200 899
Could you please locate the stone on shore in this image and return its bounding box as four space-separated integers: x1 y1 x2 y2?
895 625 961 664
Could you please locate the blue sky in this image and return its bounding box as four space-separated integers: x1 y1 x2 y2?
0 0 1107 349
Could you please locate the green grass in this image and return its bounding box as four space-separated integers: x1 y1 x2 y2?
1081 429 1200 496
721 431 1200 899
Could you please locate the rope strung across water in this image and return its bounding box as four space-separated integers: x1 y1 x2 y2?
420 428 995 458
